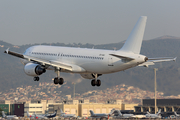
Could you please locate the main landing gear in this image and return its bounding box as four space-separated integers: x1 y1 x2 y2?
33 77 39 81
53 68 64 85
54 77 64 85
91 74 101 87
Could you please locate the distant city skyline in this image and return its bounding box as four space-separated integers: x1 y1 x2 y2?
0 0 180 45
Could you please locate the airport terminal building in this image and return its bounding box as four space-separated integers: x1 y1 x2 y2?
48 99 137 117
0 99 137 117
2 99 180 117
135 99 180 113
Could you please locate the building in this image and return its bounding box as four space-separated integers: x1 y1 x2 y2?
0 104 9 115
11 104 24 117
24 100 47 116
135 99 180 113
48 100 79 116
48 99 134 117
122 103 138 111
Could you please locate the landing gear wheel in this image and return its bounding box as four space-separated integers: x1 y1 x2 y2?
36 77 39 81
33 77 39 81
54 77 60 84
91 79 96 86
96 79 101 86
59 78 64 85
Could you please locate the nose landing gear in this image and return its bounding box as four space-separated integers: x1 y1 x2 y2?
53 68 64 85
91 74 101 87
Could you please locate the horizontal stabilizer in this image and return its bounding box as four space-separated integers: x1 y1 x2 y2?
148 57 176 62
139 57 176 67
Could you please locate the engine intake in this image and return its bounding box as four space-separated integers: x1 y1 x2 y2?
144 57 148 62
35 65 46 75
24 63 46 76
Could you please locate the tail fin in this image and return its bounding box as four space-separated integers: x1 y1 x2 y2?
117 110 123 116
147 111 150 114
27 111 30 117
120 16 147 54
33 112 36 117
108 108 115 115
90 110 95 116
175 112 179 116
156 109 161 115
54 110 57 115
60 109 65 114
2 111 6 118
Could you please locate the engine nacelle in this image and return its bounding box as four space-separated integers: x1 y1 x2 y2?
80 73 102 79
24 63 46 76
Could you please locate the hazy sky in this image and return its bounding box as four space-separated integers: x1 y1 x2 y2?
0 0 180 45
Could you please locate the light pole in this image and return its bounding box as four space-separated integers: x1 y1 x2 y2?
72 83 76 99
154 68 158 114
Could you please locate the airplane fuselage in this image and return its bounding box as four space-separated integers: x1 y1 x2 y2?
22 45 146 74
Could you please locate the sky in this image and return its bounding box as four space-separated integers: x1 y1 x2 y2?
0 0 180 45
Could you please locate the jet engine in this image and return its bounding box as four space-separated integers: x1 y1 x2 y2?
24 63 46 76
80 73 102 79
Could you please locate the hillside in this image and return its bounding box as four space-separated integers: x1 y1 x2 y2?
0 36 180 96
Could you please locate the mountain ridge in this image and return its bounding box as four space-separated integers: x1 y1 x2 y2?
0 36 180 96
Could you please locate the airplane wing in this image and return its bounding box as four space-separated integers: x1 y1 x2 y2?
4 48 85 72
139 57 176 67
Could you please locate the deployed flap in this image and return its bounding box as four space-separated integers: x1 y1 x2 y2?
109 54 135 60
49 60 85 72
138 62 154 67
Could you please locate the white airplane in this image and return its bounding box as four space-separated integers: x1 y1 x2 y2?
2 111 19 119
28 110 57 119
4 16 176 86
146 109 161 118
89 108 115 119
60 109 77 118
113 110 134 118
27 111 35 119
132 114 146 119
174 112 180 118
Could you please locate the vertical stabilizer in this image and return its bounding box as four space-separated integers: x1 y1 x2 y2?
2 111 6 118
156 109 161 115
117 110 123 116
108 108 115 115
90 110 95 116
60 109 65 114
175 112 179 116
27 111 30 117
120 16 147 54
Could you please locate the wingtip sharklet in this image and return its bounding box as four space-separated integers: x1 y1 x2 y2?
173 57 177 62
4 48 9 54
